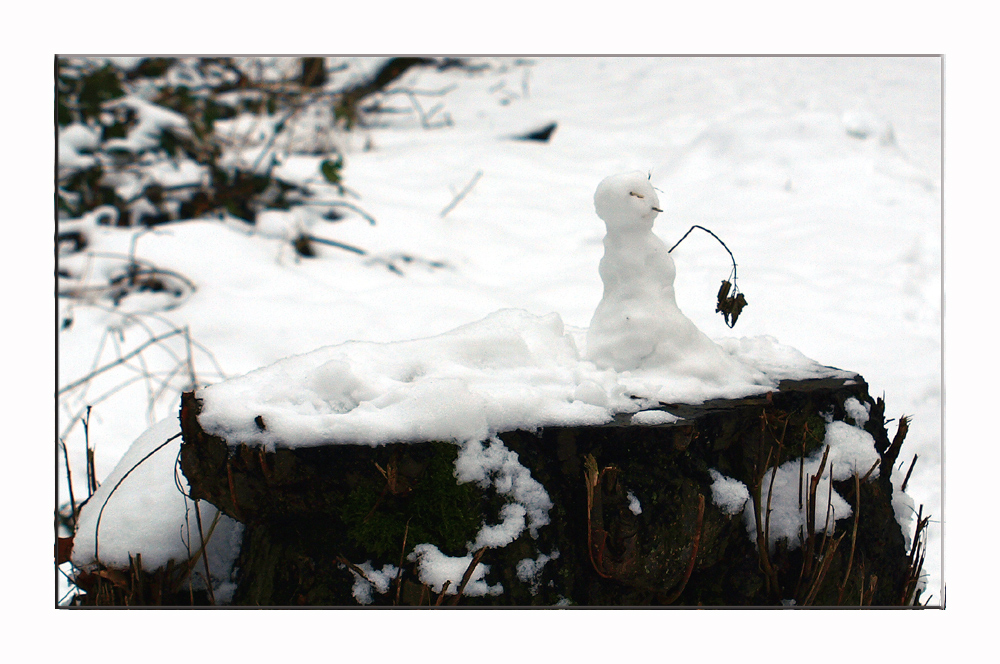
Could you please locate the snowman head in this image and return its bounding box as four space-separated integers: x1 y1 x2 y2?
594 171 662 232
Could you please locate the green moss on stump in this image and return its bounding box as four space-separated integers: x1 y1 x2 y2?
339 443 484 560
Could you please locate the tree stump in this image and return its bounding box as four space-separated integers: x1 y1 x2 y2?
179 373 919 606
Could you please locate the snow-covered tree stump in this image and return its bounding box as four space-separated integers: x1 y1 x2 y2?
179 371 918 606
172 170 926 607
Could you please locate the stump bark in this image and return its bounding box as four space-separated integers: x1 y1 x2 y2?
179 373 918 606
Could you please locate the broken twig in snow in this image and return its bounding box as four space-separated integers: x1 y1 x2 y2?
440 170 483 218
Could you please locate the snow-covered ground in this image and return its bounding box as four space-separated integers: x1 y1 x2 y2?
57 56 942 603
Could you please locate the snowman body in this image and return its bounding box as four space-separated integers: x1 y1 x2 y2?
586 171 743 380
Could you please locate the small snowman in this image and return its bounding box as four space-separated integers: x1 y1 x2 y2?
586 171 754 382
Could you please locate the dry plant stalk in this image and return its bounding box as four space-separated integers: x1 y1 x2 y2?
337 554 375 591
751 412 783 597
837 472 862 604
417 583 429 606
59 438 78 527
659 494 705 605
434 581 452 606
793 445 830 600
583 454 613 579
859 458 880 484
762 411 788 557
394 520 410 606
803 533 845 606
900 504 931 605
59 328 186 395
901 454 918 492
449 547 488 606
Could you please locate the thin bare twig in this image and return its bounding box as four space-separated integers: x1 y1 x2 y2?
394 519 410 606
192 500 215 605
86 303 228 380
762 412 787 554
804 534 844 606
383 84 458 98
93 433 180 564
402 90 453 129
818 462 835 556
860 458 881 484
901 454 919 492
174 503 222 593
305 235 368 255
59 438 78 527
796 445 831 599
434 580 452 606
84 407 97 497
838 472 862 604
798 427 807 510
305 200 377 225
61 369 197 442
901 504 930 605
183 326 197 391
751 417 780 596
337 556 371 583
668 224 738 272
59 328 186 395
440 170 483 218
449 547 488 606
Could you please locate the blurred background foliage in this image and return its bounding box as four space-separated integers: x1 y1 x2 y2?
56 56 475 229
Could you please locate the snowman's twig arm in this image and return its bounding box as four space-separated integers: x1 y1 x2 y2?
668 225 738 277
671 225 747 327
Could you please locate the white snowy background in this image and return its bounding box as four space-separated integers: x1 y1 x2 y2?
9 1 997 660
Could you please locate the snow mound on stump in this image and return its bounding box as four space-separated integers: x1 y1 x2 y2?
196 307 849 449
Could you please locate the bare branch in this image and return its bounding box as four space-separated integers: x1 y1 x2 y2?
59 328 186 395
440 170 483 218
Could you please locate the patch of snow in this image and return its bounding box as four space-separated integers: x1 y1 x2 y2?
456 436 553 545
146 158 208 190
741 418 880 550
347 562 399 605
742 462 850 551
408 543 502 597
58 123 100 169
891 464 918 552
824 421 881 480
472 503 528 550
709 469 750 516
572 379 611 407
102 96 191 154
626 491 643 515
516 550 559 595
717 336 855 382
843 396 871 427
631 410 680 425
70 417 244 600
